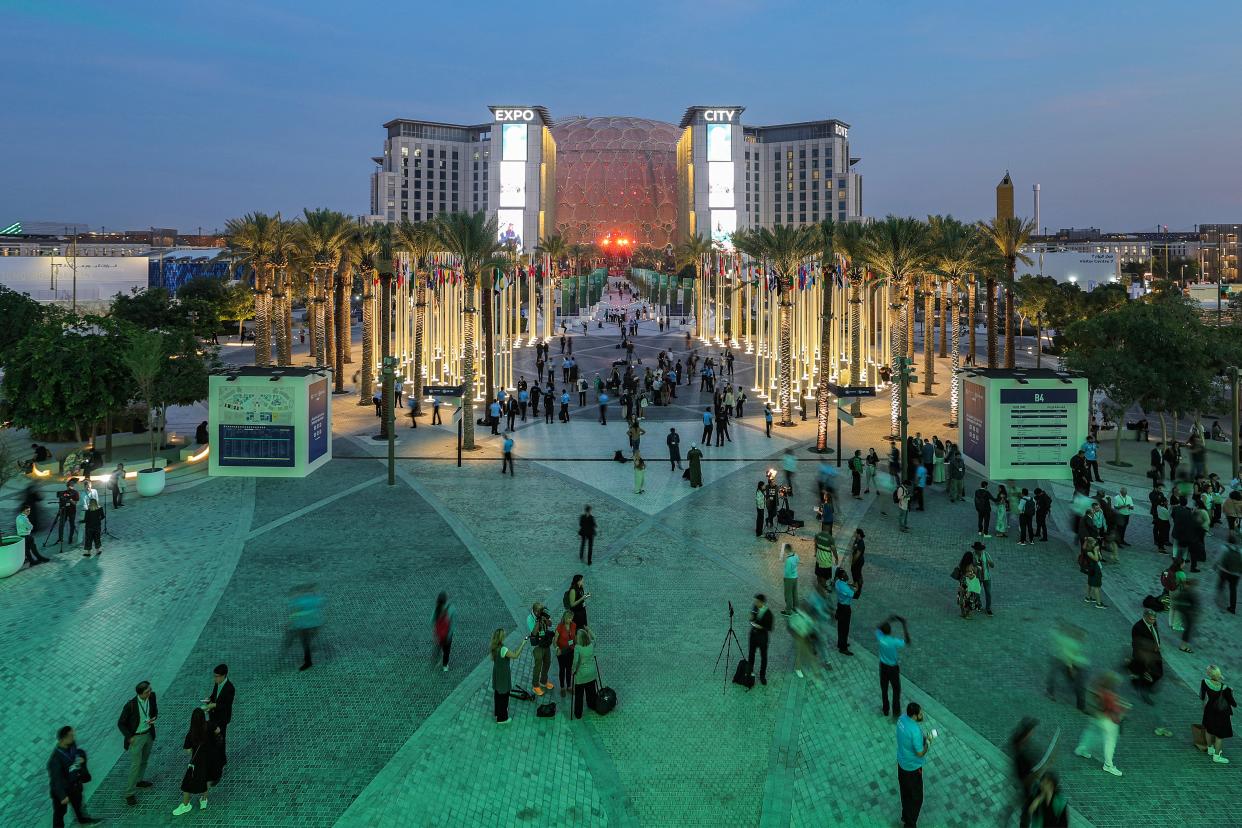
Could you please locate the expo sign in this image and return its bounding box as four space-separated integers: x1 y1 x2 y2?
703 109 737 122
494 108 535 122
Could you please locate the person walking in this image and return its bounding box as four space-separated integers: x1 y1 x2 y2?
571 628 598 718
993 484 1010 537
118 680 158 806
1074 671 1128 776
432 592 456 671
559 390 571 423
489 628 526 725
1046 620 1088 712
848 450 864 499
527 603 555 697
877 616 910 718
947 449 965 503
1217 537 1241 614
110 464 126 508
1129 608 1163 703
972 541 996 616
1150 483 1171 553
849 528 866 596
18 504 50 567
1200 665 1236 764
1082 435 1102 481
555 611 577 698
687 444 703 488
1081 539 1105 608
896 702 934 827
747 593 774 685
974 481 993 537
501 435 515 476
432 396 443 425
172 707 223 816
48 726 100 826
782 448 797 494
865 447 879 494
833 568 858 655
764 404 773 437
287 584 324 672
488 398 501 435
701 407 714 444
895 480 911 533
666 427 682 471
578 506 597 566
781 543 800 616
598 391 609 425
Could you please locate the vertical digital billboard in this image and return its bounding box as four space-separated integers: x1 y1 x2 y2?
710 210 736 249
962 381 986 465
497 210 524 248
307 378 328 463
706 123 731 162
499 161 526 207
709 161 735 208
501 123 528 161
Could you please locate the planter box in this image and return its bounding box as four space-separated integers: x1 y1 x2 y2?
0 537 24 578
136 468 166 497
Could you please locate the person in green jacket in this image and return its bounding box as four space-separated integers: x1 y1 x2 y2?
571 628 597 719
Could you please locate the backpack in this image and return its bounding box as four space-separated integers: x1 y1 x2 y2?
1160 569 1179 593
1077 551 1090 574
732 658 755 689
892 487 901 504
536 702 557 717
1022 497 1035 517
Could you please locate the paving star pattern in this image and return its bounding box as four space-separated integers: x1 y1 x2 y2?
2 311 1239 828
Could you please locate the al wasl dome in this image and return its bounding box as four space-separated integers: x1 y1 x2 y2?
550 115 681 250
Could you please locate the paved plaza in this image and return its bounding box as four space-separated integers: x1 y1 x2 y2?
3 315 1241 828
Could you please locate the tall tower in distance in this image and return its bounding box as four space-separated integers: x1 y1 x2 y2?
996 171 1014 221
1033 184 1041 234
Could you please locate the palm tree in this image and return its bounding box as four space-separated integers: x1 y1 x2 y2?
813 219 838 451
396 219 437 414
675 233 714 339
348 225 382 406
224 212 276 366
298 209 352 371
735 224 821 426
928 216 985 426
977 216 1036 368
429 212 508 450
835 222 870 416
537 233 569 339
269 216 299 366
863 216 933 439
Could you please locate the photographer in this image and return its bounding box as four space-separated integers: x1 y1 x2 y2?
56 481 81 545
526 603 555 696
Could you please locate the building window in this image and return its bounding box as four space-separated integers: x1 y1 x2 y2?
812 169 820 180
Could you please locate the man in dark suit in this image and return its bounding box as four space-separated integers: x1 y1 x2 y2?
1130 609 1163 704
578 505 597 566
207 664 235 765
117 681 158 805
48 725 100 826
747 594 775 685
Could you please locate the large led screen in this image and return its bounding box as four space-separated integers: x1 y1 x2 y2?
706 123 731 162
709 161 735 208
497 210 524 249
710 209 736 249
502 123 528 162
499 161 526 207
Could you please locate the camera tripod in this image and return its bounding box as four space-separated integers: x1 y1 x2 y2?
42 505 75 550
713 601 745 692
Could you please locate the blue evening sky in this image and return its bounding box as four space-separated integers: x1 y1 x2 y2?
2 0 1239 233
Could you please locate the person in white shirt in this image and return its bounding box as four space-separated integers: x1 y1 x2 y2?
1111 488 1135 547
80 479 101 514
782 544 800 616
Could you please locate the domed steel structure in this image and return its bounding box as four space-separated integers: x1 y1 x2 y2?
550 115 680 250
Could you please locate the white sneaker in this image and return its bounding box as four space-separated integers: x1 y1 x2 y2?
173 803 193 816
1074 747 1092 759
1102 764 1123 776
1213 753 1230 764
200 798 208 809
442 665 449 672
795 669 805 678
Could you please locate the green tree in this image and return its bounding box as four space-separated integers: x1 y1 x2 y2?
111 287 186 330
928 216 986 424
429 211 508 450
2 313 133 441
0 285 44 368
862 216 933 437
225 212 277 366
216 280 254 340
1014 275 1061 367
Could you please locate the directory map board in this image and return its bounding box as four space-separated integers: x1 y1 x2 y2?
958 371 1087 482
208 369 333 478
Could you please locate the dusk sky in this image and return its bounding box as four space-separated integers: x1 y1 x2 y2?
4 0 1240 233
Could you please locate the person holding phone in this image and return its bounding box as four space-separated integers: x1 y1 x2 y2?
564 574 590 628
117 680 158 806
489 629 527 725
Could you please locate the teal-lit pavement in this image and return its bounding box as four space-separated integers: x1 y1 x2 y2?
2 319 1239 828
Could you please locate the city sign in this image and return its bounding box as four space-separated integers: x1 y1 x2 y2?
703 109 737 122
494 109 535 122
828 383 875 398
426 384 466 397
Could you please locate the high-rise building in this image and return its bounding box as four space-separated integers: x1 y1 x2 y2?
996 172 1014 221
1200 224 1241 283
369 104 862 250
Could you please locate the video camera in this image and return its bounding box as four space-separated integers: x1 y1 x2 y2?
56 490 75 510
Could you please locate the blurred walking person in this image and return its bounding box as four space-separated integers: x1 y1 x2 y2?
1074 672 1128 776
432 592 456 672
288 584 324 672
48 726 99 826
